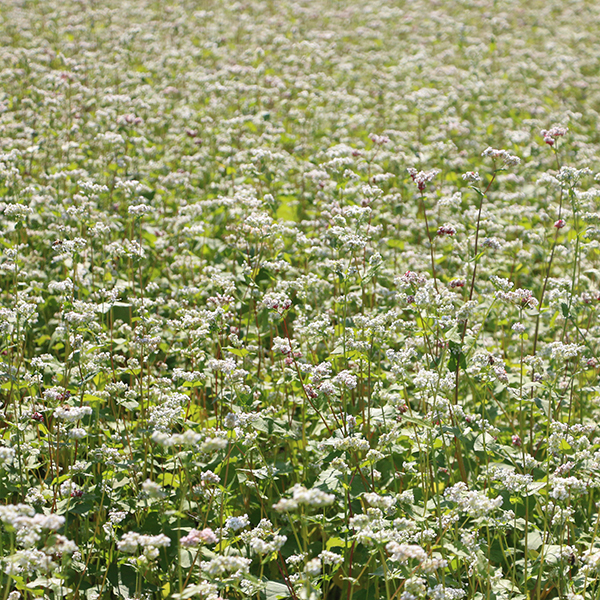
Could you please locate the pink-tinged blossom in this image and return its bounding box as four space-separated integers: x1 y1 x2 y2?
180 528 218 547
437 224 456 236
407 167 440 192
541 126 568 145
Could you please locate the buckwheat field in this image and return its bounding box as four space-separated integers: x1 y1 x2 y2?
3 1 600 599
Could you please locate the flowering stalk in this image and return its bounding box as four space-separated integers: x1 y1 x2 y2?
531 128 568 360
408 168 440 292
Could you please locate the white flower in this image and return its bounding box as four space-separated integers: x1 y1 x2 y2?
225 514 250 531
305 557 322 575
444 482 503 518
319 550 343 565
333 370 357 389
386 542 427 564
69 428 87 439
3 204 33 219
272 498 299 512
407 167 440 191
0 447 15 468
292 484 335 507
53 406 92 422
117 532 170 555
200 555 251 576
142 480 165 499
201 470 221 484
481 147 520 167
511 322 525 334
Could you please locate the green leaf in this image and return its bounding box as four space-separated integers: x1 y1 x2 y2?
173 584 210 600
387 239 404 249
401 414 432 429
315 467 343 492
116 398 139 410
447 341 466 372
444 325 462 344
326 537 347 550
539 544 563 565
107 564 136 598
473 432 497 452
526 528 544 551
559 439 572 451
226 347 249 357
265 581 292 600
179 548 198 569
526 481 547 496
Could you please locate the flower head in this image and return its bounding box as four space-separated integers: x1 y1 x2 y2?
541 126 568 146
407 168 440 192
481 147 520 167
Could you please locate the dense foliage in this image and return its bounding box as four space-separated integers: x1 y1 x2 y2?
2 1 600 599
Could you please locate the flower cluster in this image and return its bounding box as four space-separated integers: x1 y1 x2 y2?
541 126 568 146
481 147 521 167
407 168 440 192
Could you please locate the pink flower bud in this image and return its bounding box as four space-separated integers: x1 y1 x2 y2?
437 225 456 236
